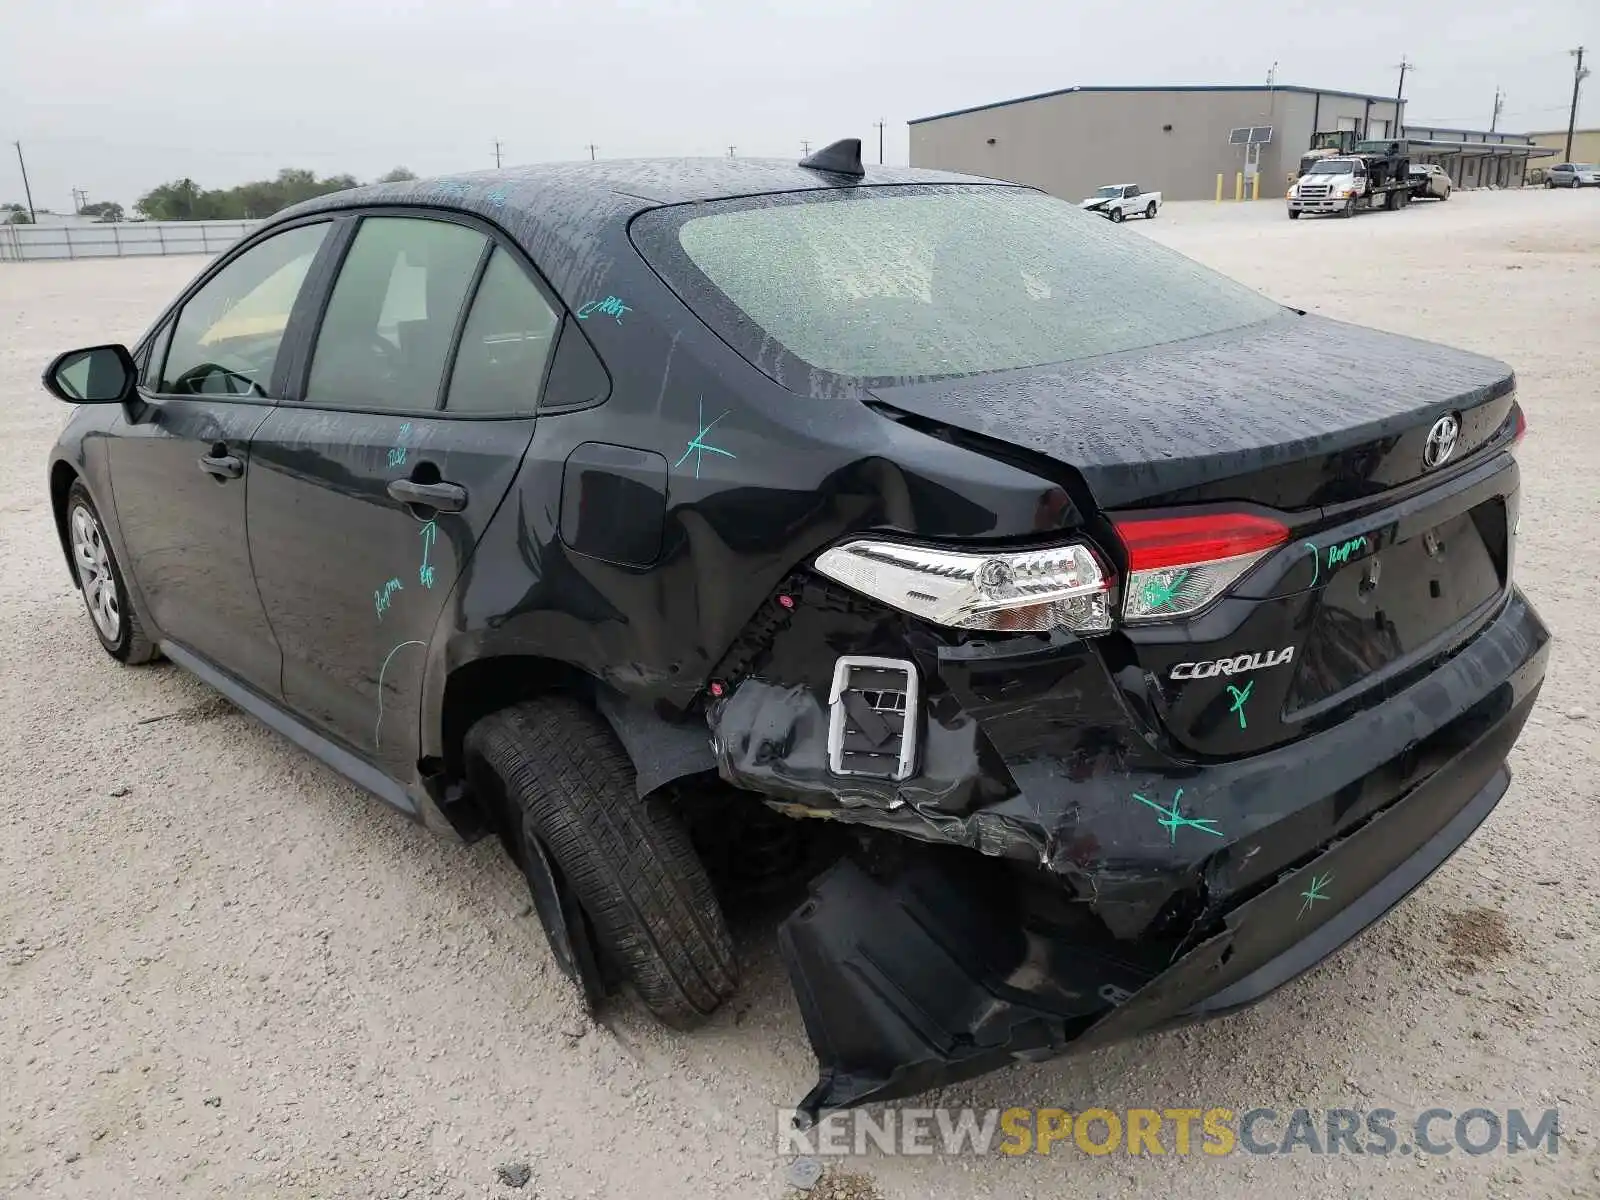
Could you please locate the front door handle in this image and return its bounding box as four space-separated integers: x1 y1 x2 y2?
198 451 244 480
387 478 468 513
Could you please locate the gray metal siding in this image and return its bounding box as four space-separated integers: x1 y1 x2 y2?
910 88 1402 202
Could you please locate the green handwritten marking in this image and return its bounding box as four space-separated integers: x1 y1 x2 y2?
418 519 437 589
387 422 413 469
1304 541 1319 587
1226 679 1254 730
373 577 403 620
1132 788 1224 844
1298 871 1334 919
1140 568 1190 612
672 397 736 480
1326 536 1369 569
577 295 631 324
374 639 426 749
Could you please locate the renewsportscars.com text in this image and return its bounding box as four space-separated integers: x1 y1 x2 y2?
779 1107 1561 1158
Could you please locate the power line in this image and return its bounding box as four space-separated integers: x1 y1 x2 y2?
12 142 36 223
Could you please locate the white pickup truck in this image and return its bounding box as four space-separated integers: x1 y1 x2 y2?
1079 184 1161 222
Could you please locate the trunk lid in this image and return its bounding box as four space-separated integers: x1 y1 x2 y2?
867 312 1515 511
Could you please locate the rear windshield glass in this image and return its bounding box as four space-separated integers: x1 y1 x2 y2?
633 186 1284 386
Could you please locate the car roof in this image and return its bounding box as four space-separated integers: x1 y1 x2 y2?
272 157 1004 309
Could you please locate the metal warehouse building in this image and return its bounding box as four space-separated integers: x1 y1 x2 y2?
909 84 1410 202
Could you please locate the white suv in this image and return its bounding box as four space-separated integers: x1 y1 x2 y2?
1546 163 1600 188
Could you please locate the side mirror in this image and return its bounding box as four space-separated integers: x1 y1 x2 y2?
42 344 137 405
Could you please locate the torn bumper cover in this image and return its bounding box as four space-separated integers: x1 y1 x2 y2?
709 589 1548 1117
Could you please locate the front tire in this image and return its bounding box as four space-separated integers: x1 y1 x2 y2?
1288 209 1302 220
1341 198 1355 218
1109 206 1125 223
66 481 157 664
465 698 738 1029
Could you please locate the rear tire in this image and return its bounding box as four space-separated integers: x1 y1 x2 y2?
65 481 158 665
1109 206 1125 223
464 698 738 1029
1144 202 1157 219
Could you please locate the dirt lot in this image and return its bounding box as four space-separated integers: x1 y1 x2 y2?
2 189 1597 1199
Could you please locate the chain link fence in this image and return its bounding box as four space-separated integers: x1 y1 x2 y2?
0 220 262 262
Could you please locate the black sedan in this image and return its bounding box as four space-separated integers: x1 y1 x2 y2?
42 138 1548 1118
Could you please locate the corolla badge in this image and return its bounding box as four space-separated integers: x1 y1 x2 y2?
1170 646 1295 680
1423 413 1460 469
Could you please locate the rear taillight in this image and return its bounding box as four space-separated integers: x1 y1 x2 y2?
814 539 1114 634
1114 512 1289 622
1511 404 1527 446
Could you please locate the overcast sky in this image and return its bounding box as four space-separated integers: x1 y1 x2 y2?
3 0 1596 210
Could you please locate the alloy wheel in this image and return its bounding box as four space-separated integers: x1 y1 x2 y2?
70 504 121 642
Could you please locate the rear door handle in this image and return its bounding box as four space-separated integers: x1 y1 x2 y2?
387 478 468 513
198 452 244 480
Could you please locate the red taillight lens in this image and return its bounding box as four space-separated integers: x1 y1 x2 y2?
1113 512 1290 572
1114 511 1290 623
1511 405 1527 445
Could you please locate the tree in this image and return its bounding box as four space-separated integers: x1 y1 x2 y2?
5 210 32 225
378 167 418 183
79 201 125 223
135 168 361 221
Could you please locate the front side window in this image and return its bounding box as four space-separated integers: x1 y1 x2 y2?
446 248 560 415
635 186 1283 385
307 217 487 411
160 222 329 396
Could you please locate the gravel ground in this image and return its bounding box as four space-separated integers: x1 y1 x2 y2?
2 189 1597 1199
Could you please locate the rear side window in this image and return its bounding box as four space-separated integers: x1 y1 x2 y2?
635 186 1283 386
446 248 560 414
161 222 329 396
306 216 486 411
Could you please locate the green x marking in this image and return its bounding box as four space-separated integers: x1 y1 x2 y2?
1298 871 1334 919
1226 679 1254 730
1132 788 1224 844
1140 568 1189 612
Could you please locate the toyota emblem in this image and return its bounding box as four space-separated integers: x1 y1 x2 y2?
1423 414 1460 469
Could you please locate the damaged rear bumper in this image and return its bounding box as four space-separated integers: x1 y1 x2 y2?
749 588 1549 1116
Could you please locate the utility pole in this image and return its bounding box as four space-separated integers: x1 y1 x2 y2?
585 144 598 161
1490 87 1504 133
13 142 36 223
800 139 811 156
72 187 87 214
874 120 885 165
1394 56 1413 131
727 145 736 158
1266 61 1277 87
1567 47 1589 163
493 140 503 168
